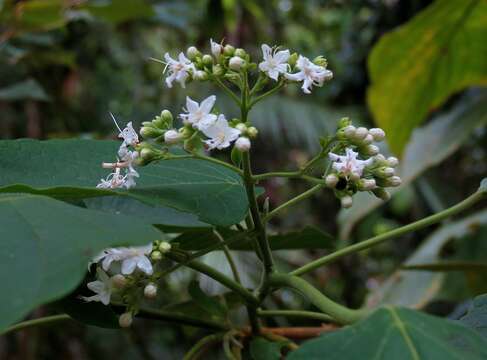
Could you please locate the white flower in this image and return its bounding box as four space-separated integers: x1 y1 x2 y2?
123 167 139 189
80 269 113 305
235 137 251 151
258 44 290 81
94 244 153 275
180 95 217 130
285 55 333 94
329 148 373 178
164 52 195 88
210 38 222 57
117 121 139 147
202 114 240 150
96 168 126 189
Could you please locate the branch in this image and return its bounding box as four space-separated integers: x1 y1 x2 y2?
0 314 72 335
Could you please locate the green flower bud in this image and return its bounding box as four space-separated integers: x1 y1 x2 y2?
140 148 156 162
234 48 246 58
288 52 298 67
140 126 163 139
247 126 259 139
223 44 235 56
212 64 224 76
202 54 213 66
338 117 352 128
151 250 162 261
186 46 200 60
372 188 391 201
194 70 209 81
313 56 328 67
235 123 247 133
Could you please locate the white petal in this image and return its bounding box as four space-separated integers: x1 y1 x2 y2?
261 44 272 59
121 258 137 275
186 96 199 113
200 95 216 114
274 49 290 63
137 256 153 275
87 280 104 293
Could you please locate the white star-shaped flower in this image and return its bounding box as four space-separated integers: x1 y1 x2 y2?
202 114 240 150
285 55 333 94
117 122 139 147
180 95 218 131
258 44 290 81
96 168 126 189
164 52 195 88
329 148 373 178
80 269 113 305
93 244 153 275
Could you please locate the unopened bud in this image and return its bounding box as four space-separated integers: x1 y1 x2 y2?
354 127 368 140
349 172 361 182
235 123 247 133
111 274 127 289
119 312 133 328
234 48 246 58
377 166 395 177
363 134 374 145
388 176 402 187
202 54 213 66
313 56 328 67
229 56 245 71
140 148 156 161
144 283 158 299
223 44 235 56
212 64 224 76
369 128 385 141
325 174 339 188
151 250 162 261
235 137 251 152
387 156 399 167
158 241 171 253
288 52 298 67
359 178 376 191
341 196 353 208
140 126 163 139
343 125 356 138
365 144 379 156
374 154 386 164
244 127 256 139
164 129 183 144
372 188 391 201
186 46 200 60
194 70 208 81
210 40 222 58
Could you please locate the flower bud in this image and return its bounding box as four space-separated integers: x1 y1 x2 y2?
377 166 395 177
341 195 353 208
365 144 379 156
210 40 222 57
223 44 235 56
363 134 374 145
212 64 224 76
202 54 213 66
235 123 247 133
140 126 163 139
229 56 245 71
354 127 368 140
387 176 402 187
313 56 328 67
343 125 356 138
140 148 156 161
337 117 351 128
387 156 399 167
234 48 246 58
288 52 298 67
372 188 391 201
158 241 172 253
369 128 385 141
119 312 133 328
349 172 361 182
151 250 162 261
186 46 200 60
164 129 183 144
193 70 208 81
111 274 127 289
374 154 386 164
235 137 251 152
144 283 158 299
358 178 376 191
325 174 339 188
247 126 258 139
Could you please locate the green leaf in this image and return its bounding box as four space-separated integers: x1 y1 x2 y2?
0 139 248 226
250 337 283 360
367 0 487 154
0 79 50 101
339 92 487 240
83 0 155 24
288 307 487 360
366 209 487 308
0 193 160 332
188 281 227 319
14 0 66 31
173 226 333 251
459 293 487 339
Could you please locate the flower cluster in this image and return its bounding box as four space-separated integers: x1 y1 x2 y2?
97 116 140 190
160 39 333 94
325 118 401 208
82 241 172 327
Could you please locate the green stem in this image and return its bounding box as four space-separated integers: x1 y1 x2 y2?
249 82 284 108
253 171 326 185
268 273 366 324
214 76 241 105
291 190 486 277
257 309 333 322
213 229 242 284
183 333 224 360
0 314 72 335
264 184 324 222
166 253 258 306
170 154 243 175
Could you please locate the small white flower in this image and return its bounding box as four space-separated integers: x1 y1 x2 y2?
96 168 126 189
117 122 139 147
80 269 113 305
285 55 333 94
164 52 195 88
329 148 373 178
180 95 218 130
123 167 139 189
235 137 251 151
202 114 240 150
258 44 290 81
210 39 223 58
94 244 153 275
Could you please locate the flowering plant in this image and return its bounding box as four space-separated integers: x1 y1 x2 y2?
1 39 486 359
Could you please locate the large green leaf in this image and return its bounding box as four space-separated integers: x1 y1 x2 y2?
367 0 487 154
0 139 248 226
288 307 487 360
0 193 160 331
250 337 283 360
339 92 487 239
459 293 487 339
365 209 487 308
